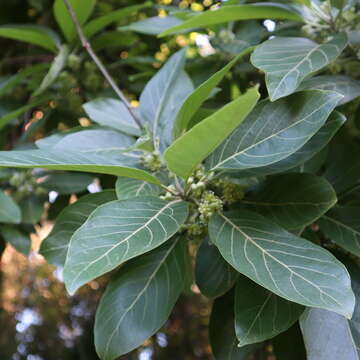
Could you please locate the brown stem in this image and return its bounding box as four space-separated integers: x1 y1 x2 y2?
62 0 143 129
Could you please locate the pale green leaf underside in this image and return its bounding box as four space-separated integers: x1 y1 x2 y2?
40 191 117 266
300 308 359 360
233 111 345 178
0 190 21 224
159 5 303 36
207 90 342 171
0 150 159 184
251 34 347 101
83 98 141 136
165 87 259 178
235 275 304 346
63 197 189 294
115 177 161 200
318 207 360 258
95 238 187 360
209 210 355 317
244 173 337 229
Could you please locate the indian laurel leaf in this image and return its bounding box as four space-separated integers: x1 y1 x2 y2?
63 197 189 295
115 177 161 200
0 150 160 184
318 206 360 258
250 33 348 101
40 191 117 266
234 275 304 346
139 48 193 152
208 209 355 318
243 173 337 230
94 238 188 360
206 90 342 172
165 86 260 179
232 111 346 178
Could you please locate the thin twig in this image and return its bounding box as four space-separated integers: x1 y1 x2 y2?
62 0 142 129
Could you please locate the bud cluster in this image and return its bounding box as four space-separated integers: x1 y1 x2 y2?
140 150 162 172
198 190 223 223
9 171 46 199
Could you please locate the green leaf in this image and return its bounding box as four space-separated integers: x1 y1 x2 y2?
0 25 59 52
324 135 360 193
41 172 94 194
53 0 96 43
165 87 260 178
95 238 188 360
318 207 360 257
83 98 141 136
300 308 359 360
233 111 345 178
195 239 239 299
208 209 355 317
19 195 43 224
244 173 337 229
83 3 151 38
0 96 50 130
159 4 303 37
0 149 159 184
1 226 31 255
40 190 116 266
0 64 49 97
115 177 161 200
207 90 342 172
298 75 360 105
120 16 182 35
0 190 21 224
234 275 304 346
173 48 255 139
49 128 135 153
33 45 69 97
209 290 262 360
251 34 347 101
63 197 189 294
140 49 193 152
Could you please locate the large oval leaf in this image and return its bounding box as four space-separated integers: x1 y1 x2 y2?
232 111 345 178
95 238 188 360
40 190 117 266
0 149 159 184
139 49 193 152
165 87 259 178
235 275 304 346
160 4 303 37
209 290 262 360
115 177 160 200
244 173 337 229
63 197 189 294
208 209 355 317
195 239 239 299
83 98 141 136
251 34 347 101
207 90 342 172
298 75 360 105
318 206 360 257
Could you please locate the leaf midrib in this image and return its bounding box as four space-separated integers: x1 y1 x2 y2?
212 95 338 170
